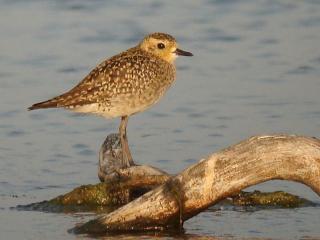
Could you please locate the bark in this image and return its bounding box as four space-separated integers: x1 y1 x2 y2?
73 134 320 234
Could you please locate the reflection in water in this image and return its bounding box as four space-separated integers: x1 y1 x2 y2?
97 233 224 240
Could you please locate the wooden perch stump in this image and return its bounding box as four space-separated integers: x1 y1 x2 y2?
73 134 320 234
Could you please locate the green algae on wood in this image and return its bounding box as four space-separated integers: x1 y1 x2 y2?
49 183 130 206
16 182 130 212
17 184 315 213
232 190 314 208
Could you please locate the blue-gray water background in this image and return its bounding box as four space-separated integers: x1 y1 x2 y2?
0 0 320 239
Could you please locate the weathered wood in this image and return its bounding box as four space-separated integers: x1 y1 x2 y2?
98 132 169 183
73 134 320 234
98 132 171 196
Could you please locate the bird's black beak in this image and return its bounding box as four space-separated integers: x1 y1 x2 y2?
174 48 193 56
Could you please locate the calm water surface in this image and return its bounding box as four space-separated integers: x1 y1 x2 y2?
1 0 320 239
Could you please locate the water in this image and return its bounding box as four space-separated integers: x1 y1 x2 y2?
1 0 320 239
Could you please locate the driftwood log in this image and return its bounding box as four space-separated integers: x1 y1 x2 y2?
73 134 320 234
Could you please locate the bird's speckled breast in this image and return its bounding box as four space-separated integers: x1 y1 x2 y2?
101 58 176 118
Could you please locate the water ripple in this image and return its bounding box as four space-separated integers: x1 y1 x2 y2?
6 130 26 137
287 65 316 75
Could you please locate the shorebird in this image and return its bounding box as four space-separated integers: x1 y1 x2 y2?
29 32 193 166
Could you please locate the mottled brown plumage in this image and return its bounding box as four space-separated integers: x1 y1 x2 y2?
29 32 192 164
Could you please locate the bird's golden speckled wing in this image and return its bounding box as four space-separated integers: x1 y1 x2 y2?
28 48 174 110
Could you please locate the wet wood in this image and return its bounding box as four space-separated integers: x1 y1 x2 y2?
98 132 170 191
98 133 169 183
73 134 320 234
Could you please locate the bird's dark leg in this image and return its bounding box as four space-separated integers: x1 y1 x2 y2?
119 116 134 167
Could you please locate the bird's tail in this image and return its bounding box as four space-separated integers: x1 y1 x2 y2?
28 98 60 110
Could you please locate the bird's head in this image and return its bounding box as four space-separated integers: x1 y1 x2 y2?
138 32 193 63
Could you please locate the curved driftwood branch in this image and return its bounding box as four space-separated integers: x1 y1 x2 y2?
73 134 320 234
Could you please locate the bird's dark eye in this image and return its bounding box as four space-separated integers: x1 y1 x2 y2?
157 43 165 49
